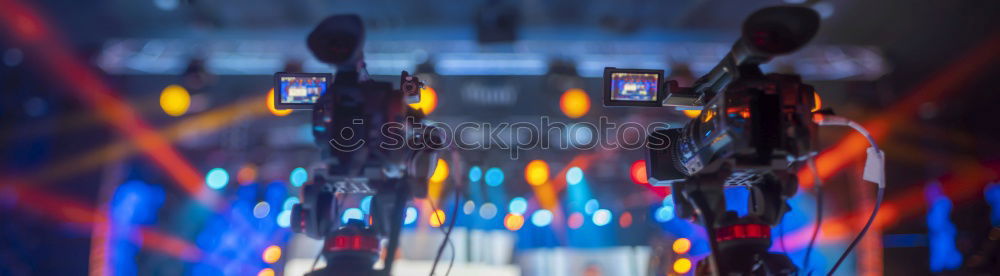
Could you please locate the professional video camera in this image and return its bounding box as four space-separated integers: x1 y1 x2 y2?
274 14 442 276
605 6 823 275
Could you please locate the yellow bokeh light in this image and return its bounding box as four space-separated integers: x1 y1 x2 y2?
429 209 446 227
559 88 590 118
430 158 449 183
682 109 701 118
504 213 524 231
408 86 438 115
672 238 691 254
257 268 275 276
262 245 282 264
812 91 823 112
159 84 190 117
673 258 692 274
266 88 293 117
524 160 549 186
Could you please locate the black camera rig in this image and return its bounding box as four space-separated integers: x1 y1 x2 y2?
605 6 822 275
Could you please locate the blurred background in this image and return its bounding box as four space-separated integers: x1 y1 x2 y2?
1 0 999 275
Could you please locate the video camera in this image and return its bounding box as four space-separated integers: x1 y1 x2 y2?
275 14 442 276
604 6 821 275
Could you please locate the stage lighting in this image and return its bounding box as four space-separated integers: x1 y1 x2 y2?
531 209 553 227
342 208 364 224
469 166 483 182
673 238 691 254
262 245 282 264
593 209 612 226
629 160 647 185
619 211 633 228
674 258 692 274
524 160 549 186
429 209 446 227
584 199 599 214
159 84 190 117
360 195 373 213
253 201 270 218
290 167 308 187
408 85 438 115
485 168 504 187
205 168 229 190
277 210 292 228
463 201 476 215
559 88 590 118
566 167 584 185
479 203 498 219
655 205 675 222
568 212 584 229
430 158 449 183
265 89 292 117
283 197 299 211
404 207 418 225
504 213 525 231
509 197 527 215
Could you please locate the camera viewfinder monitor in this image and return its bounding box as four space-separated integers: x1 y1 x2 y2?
603 68 665 107
273 72 333 109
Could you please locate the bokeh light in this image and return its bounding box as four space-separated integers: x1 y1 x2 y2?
159 84 190 117
237 164 258 185
463 200 476 215
262 245 282 264
655 205 675 222
205 168 229 190
266 88 293 116
408 85 438 115
619 211 633 228
469 166 483 182
531 209 553 227
568 212 584 229
673 238 691 254
253 201 270 219
430 158 449 183
404 207 418 225
360 195 373 213
630 160 648 185
592 209 612 226
342 208 364 224
509 197 528 215
584 199 599 214
524 160 550 186
429 209 446 227
682 109 701 118
258 268 275 276
504 213 525 231
283 197 299 211
485 167 504 187
674 258 692 274
480 203 498 219
559 88 591 118
566 166 583 185
290 167 308 187
277 210 291 228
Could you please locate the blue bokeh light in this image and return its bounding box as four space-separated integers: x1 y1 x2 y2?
531 209 553 227
276 210 291 228
485 167 504 186
469 166 483 182
584 199 599 214
205 168 229 190
592 209 612 226
290 167 308 187
509 197 528 214
404 207 418 225
283 197 299 211
566 167 583 185
360 195 373 213
342 208 364 224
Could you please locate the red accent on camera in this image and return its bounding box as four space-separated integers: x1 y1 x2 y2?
326 235 379 252
716 224 770 242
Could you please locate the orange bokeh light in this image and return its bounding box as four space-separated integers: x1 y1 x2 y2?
559 88 591 118
429 210 446 227
237 164 258 185
682 109 701 118
674 258 692 274
504 213 525 231
619 211 633 228
672 238 691 254
408 86 438 115
430 158 449 183
262 245 282 264
630 160 648 185
266 88 293 116
525 160 550 186
257 268 275 276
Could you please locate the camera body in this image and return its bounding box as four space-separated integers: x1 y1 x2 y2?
604 6 820 275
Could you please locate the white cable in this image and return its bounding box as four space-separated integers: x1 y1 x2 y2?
813 114 885 275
